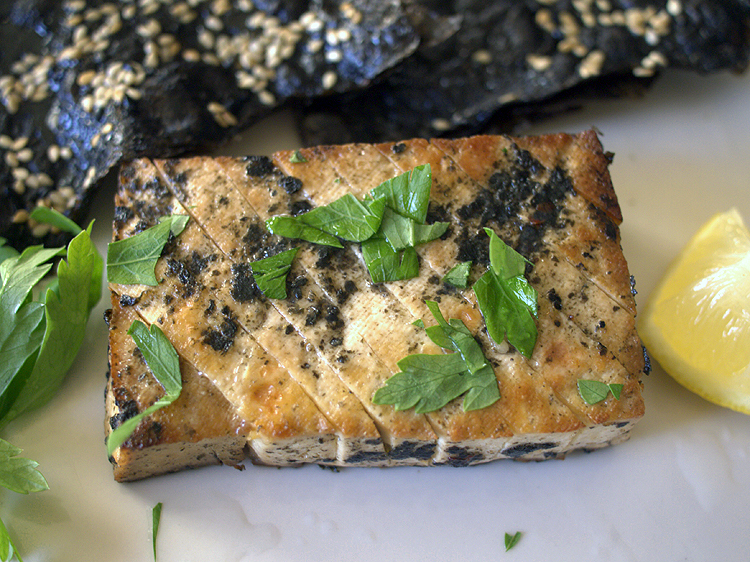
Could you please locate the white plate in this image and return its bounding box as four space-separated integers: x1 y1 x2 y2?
3 68 750 562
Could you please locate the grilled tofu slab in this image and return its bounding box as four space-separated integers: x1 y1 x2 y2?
106 130 646 481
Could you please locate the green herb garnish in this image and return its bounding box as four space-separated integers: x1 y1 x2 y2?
266 194 385 247
106 215 189 286
290 150 307 163
0 224 101 562
0 438 48 495
0 438 49 562
0 238 19 265
249 248 299 299
29 207 82 236
106 321 182 456
264 164 446 285
1 225 102 427
379 207 449 251
372 301 500 413
265 216 343 248
297 193 385 242
577 379 624 405
442 261 472 288
152 502 163 561
360 235 419 284
473 228 538 357
369 164 432 223
504 531 522 551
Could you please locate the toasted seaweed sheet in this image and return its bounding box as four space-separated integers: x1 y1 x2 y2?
1 0 749 250
0 0 420 249
299 0 750 144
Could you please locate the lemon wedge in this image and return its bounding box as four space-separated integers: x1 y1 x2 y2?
639 208 750 414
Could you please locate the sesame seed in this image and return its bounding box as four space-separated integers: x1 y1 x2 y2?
527 54 553 72
644 29 659 46
60 146 73 160
90 133 101 147
579 49 605 78
37 173 53 187
182 49 201 62
667 0 682 16
336 28 351 43
201 53 220 66
81 95 94 112
649 10 671 36
472 49 492 65
198 29 215 49
625 8 647 36
11 136 28 151
205 15 224 32
47 144 60 163
0 135 12 148
125 88 143 100
12 209 29 223
84 166 97 186
12 167 29 181
4 93 20 114
325 29 339 46
137 19 161 39
236 71 255 89
535 9 556 34
77 69 96 86
258 90 275 106
325 49 342 63
25 175 40 189
307 39 324 54
610 10 625 25
431 118 451 132
49 190 68 208
31 223 51 238
144 51 160 68
559 11 580 36
322 70 337 90
211 0 231 16
67 0 85 12
16 148 33 162
101 122 113 134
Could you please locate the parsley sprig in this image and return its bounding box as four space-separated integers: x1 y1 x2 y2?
106 320 183 456
265 164 449 289
107 215 189 286
0 209 103 562
372 301 500 413
473 229 538 357
577 379 623 404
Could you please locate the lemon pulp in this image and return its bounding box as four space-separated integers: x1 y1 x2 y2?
639 208 750 414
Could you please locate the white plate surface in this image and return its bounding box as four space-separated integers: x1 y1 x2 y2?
3 68 750 562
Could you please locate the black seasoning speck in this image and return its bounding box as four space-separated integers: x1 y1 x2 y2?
547 288 563 311
305 306 320 326
279 176 302 194
290 200 313 216
245 155 274 177
119 294 138 307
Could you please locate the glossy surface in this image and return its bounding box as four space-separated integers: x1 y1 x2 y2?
3 70 750 561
